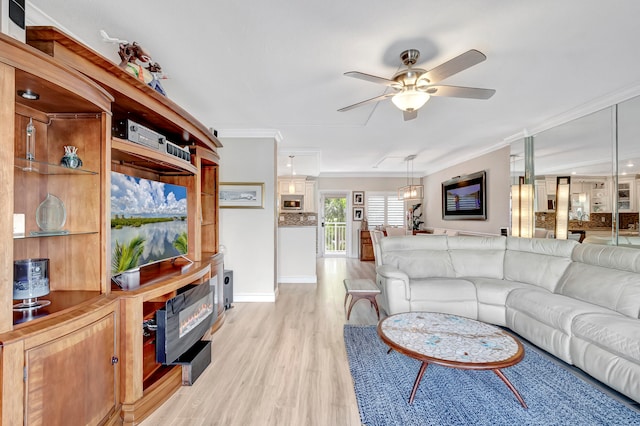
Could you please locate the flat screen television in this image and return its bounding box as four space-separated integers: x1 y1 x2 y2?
110 171 188 280
442 171 487 220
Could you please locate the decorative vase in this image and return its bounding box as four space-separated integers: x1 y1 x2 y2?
60 145 83 169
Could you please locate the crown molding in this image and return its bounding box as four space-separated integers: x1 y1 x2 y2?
503 82 640 144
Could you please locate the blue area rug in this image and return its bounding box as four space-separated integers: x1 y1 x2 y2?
344 325 640 426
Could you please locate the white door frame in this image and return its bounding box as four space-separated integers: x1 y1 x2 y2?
318 191 351 257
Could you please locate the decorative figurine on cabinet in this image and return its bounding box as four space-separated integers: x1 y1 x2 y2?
60 146 83 169
118 41 167 96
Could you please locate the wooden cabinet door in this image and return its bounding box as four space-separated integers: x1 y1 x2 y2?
25 313 117 425
360 231 374 261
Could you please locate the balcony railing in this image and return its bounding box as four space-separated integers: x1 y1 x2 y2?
324 221 346 254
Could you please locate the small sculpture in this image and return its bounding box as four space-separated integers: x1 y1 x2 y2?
118 41 167 96
60 146 83 169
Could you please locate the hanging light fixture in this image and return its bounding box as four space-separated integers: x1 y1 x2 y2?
555 176 571 240
398 155 424 201
288 155 296 194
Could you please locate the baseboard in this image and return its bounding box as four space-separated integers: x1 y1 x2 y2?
278 275 317 284
233 293 276 303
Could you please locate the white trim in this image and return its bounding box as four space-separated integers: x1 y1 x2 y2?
503 82 640 144
319 171 408 178
277 275 317 284
233 292 276 303
218 129 283 143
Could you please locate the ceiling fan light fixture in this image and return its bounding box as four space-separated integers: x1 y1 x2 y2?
391 88 429 112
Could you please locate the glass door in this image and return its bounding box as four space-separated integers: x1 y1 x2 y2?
319 193 347 256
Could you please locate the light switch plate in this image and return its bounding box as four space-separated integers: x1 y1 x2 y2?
13 213 25 235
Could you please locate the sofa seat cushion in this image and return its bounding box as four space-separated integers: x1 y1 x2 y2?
409 277 477 301
506 288 614 334
409 278 478 319
572 313 640 363
469 277 532 306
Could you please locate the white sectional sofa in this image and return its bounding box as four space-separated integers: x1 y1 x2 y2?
376 235 640 403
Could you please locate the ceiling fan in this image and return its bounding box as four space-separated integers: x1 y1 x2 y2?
338 49 496 121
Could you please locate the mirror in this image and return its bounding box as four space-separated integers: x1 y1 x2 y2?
510 97 640 246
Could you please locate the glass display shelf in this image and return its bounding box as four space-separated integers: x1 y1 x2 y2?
14 158 97 175
13 230 99 240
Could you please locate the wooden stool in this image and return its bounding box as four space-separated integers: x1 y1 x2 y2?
343 278 381 320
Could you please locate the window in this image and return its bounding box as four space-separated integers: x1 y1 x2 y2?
366 192 405 227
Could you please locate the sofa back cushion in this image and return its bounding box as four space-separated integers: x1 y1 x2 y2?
504 237 577 292
447 236 506 279
557 244 640 318
380 235 455 279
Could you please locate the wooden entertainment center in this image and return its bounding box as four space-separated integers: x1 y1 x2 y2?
0 27 223 424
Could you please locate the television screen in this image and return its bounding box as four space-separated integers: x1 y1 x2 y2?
110 171 188 275
442 171 487 220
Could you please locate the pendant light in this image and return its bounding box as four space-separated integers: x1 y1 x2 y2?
398 155 424 201
288 155 296 194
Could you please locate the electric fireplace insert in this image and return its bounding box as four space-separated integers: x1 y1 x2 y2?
155 282 215 365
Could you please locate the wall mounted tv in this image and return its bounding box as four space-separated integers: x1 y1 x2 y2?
442 170 487 220
110 171 189 282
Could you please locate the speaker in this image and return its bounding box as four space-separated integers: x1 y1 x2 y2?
223 269 233 309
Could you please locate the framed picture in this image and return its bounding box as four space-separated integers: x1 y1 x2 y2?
353 191 365 205
219 182 264 209
353 207 364 221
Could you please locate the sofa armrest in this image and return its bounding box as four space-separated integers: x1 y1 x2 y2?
376 265 411 300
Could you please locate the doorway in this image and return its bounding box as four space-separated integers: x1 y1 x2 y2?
319 193 348 256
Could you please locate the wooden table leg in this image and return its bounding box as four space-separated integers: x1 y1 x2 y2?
365 294 380 319
493 369 527 409
409 362 429 404
346 295 358 320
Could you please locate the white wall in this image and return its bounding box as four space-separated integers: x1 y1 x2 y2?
424 146 511 235
219 136 278 302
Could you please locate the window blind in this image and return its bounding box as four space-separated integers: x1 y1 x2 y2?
366 192 405 227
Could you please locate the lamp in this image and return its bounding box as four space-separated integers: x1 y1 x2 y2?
288 155 295 194
555 176 571 240
391 87 430 112
398 155 424 201
511 176 534 238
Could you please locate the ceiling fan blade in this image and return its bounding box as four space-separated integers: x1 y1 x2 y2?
403 110 418 121
344 71 399 87
422 85 496 99
338 93 395 112
421 49 487 84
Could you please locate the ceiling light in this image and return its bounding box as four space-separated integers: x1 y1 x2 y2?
391 87 429 112
17 90 40 100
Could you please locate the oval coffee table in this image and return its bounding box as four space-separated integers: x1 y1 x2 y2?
378 312 527 408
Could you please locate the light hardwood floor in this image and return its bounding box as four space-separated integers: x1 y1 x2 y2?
141 257 378 426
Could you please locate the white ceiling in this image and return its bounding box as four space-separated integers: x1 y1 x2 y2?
27 1 640 178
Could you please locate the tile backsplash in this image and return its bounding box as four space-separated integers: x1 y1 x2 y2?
535 212 639 230
279 212 318 227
